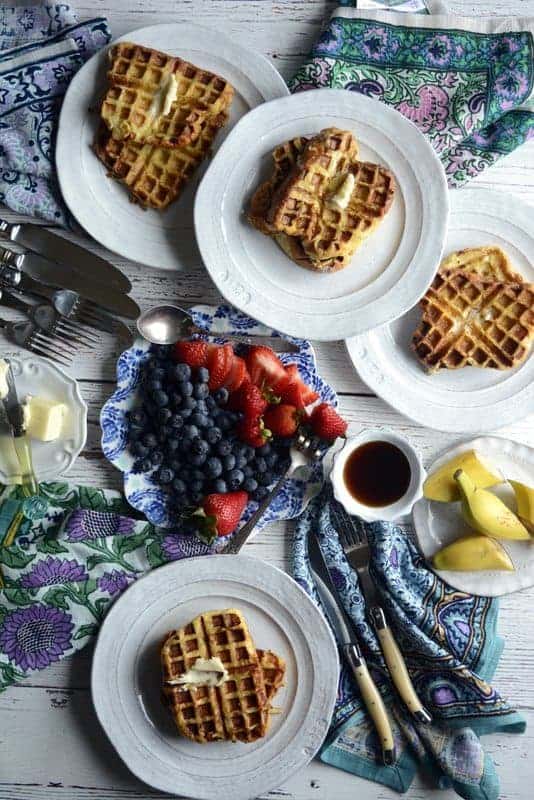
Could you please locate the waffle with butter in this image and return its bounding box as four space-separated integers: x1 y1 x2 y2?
101 42 234 148
161 609 284 744
440 246 522 283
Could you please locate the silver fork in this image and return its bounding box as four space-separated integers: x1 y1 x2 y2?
0 289 99 348
0 316 74 366
333 504 431 724
221 432 323 554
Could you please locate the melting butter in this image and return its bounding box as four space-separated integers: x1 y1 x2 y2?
328 172 355 211
149 74 179 120
23 396 67 442
166 657 229 689
0 359 9 399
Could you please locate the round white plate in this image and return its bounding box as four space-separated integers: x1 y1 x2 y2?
347 189 534 433
56 23 288 271
0 356 87 483
194 88 449 340
413 436 534 597
92 555 339 800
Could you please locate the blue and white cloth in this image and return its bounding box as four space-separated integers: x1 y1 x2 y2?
0 4 111 225
293 486 526 800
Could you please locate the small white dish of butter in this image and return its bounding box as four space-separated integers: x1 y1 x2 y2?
0 356 87 483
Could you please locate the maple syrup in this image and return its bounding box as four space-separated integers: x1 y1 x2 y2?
343 440 411 507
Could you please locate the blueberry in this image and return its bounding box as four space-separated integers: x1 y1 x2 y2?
128 424 144 441
213 479 228 494
151 450 164 466
165 439 180 453
170 458 182 471
192 469 205 482
257 443 272 456
218 415 232 431
206 427 222 445
191 412 209 428
204 417 215 428
190 478 204 493
197 366 210 383
191 491 204 505
147 379 162 392
172 478 187 494
214 387 229 405
243 446 255 462
195 400 208 415
181 396 196 410
158 427 172 443
172 363 191 382
179 381 194 397
259 471 274 486
265 452 278 468
170 414 184 429
193 383 209 399
153 390 169 408
216 440 232 456
131 441 148 457
129 408 146 425
152 344 171 360
192 437 209 456
235 454 247 470
243 465 254 478
244 478 258 493
191 453 207 466
133 458 152 473
254 457 267 473
206 396 217 411
158 408 172 424
155 467 174 484
180 436 193 452
179 407 193 420
147 364 166 380
227 469 244 490
254 486 269 501
222 453 236 471
183 424 199 439
143 432 158 449
206 457 223 478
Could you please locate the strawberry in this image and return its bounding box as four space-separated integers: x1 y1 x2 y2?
223 356 249 393
246 346 290 393
228 381 268 418
198 491 249 539
264 404 299 437
207 343 234 391
173 340 208 368
281 364 319 408
309 403 347 440
236 415 272 448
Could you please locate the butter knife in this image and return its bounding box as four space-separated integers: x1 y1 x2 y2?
0 218 131 293
308 529 396 765
2 361 38 496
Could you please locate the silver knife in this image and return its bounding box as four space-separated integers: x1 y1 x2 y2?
0 218 131 293
0 258 140 320
1 361 39 496
308 529 396 765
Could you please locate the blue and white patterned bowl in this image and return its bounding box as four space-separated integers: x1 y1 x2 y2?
100 304 338 530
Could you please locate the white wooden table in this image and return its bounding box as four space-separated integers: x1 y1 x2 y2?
1 1 534 798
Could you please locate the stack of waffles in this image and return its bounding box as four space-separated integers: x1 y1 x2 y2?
412 246 534 372
248 127 395 272
161 609 285 743
95 42 234 209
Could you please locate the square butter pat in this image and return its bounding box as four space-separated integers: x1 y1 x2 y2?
24 397 67 442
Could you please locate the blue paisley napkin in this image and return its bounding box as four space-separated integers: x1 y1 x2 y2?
293 486 525 800
0 3 111 224
290 1 534 187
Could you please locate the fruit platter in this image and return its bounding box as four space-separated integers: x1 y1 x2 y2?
101 306 344 539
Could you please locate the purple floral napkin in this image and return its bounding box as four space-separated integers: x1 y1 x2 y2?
0 3 111 224
290 1 534 187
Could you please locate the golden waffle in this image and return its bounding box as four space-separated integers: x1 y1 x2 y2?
101 42 234 148
95 110 227 210
161 609 269 744
267 128 359 239
248 137 308 235
412 271 534 372
440 246 523 282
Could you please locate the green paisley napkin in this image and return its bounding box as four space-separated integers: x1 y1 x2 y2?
290 1 534 187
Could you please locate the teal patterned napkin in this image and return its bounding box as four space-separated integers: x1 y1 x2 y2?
290 1 534 187
293 486 525 800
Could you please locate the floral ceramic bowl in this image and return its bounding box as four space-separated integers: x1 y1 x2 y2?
100 304 338 530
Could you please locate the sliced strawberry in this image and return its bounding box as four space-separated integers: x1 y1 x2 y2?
173 339 208 368
207 343 234 391
309 403 347 440
264 404 299 437
236 415 272 448
281 364 319 408
223 356 249 393
228 381 268 418
245 346 290 393
197 491 249 539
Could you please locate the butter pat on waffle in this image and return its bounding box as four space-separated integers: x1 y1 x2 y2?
161 609 285 744
412 270 534 372
101 42 234 148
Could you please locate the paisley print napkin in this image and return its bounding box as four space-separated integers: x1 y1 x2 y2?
290 1 534 187
293 485 525 800
0 4 111 224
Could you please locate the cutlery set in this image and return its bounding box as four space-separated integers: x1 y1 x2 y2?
0 218 138 364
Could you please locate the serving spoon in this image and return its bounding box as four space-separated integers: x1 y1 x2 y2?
137 304 298 353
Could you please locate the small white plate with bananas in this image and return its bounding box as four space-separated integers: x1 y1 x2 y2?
413 436 534 597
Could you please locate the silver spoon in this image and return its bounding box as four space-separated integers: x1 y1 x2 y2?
137 304 298 353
